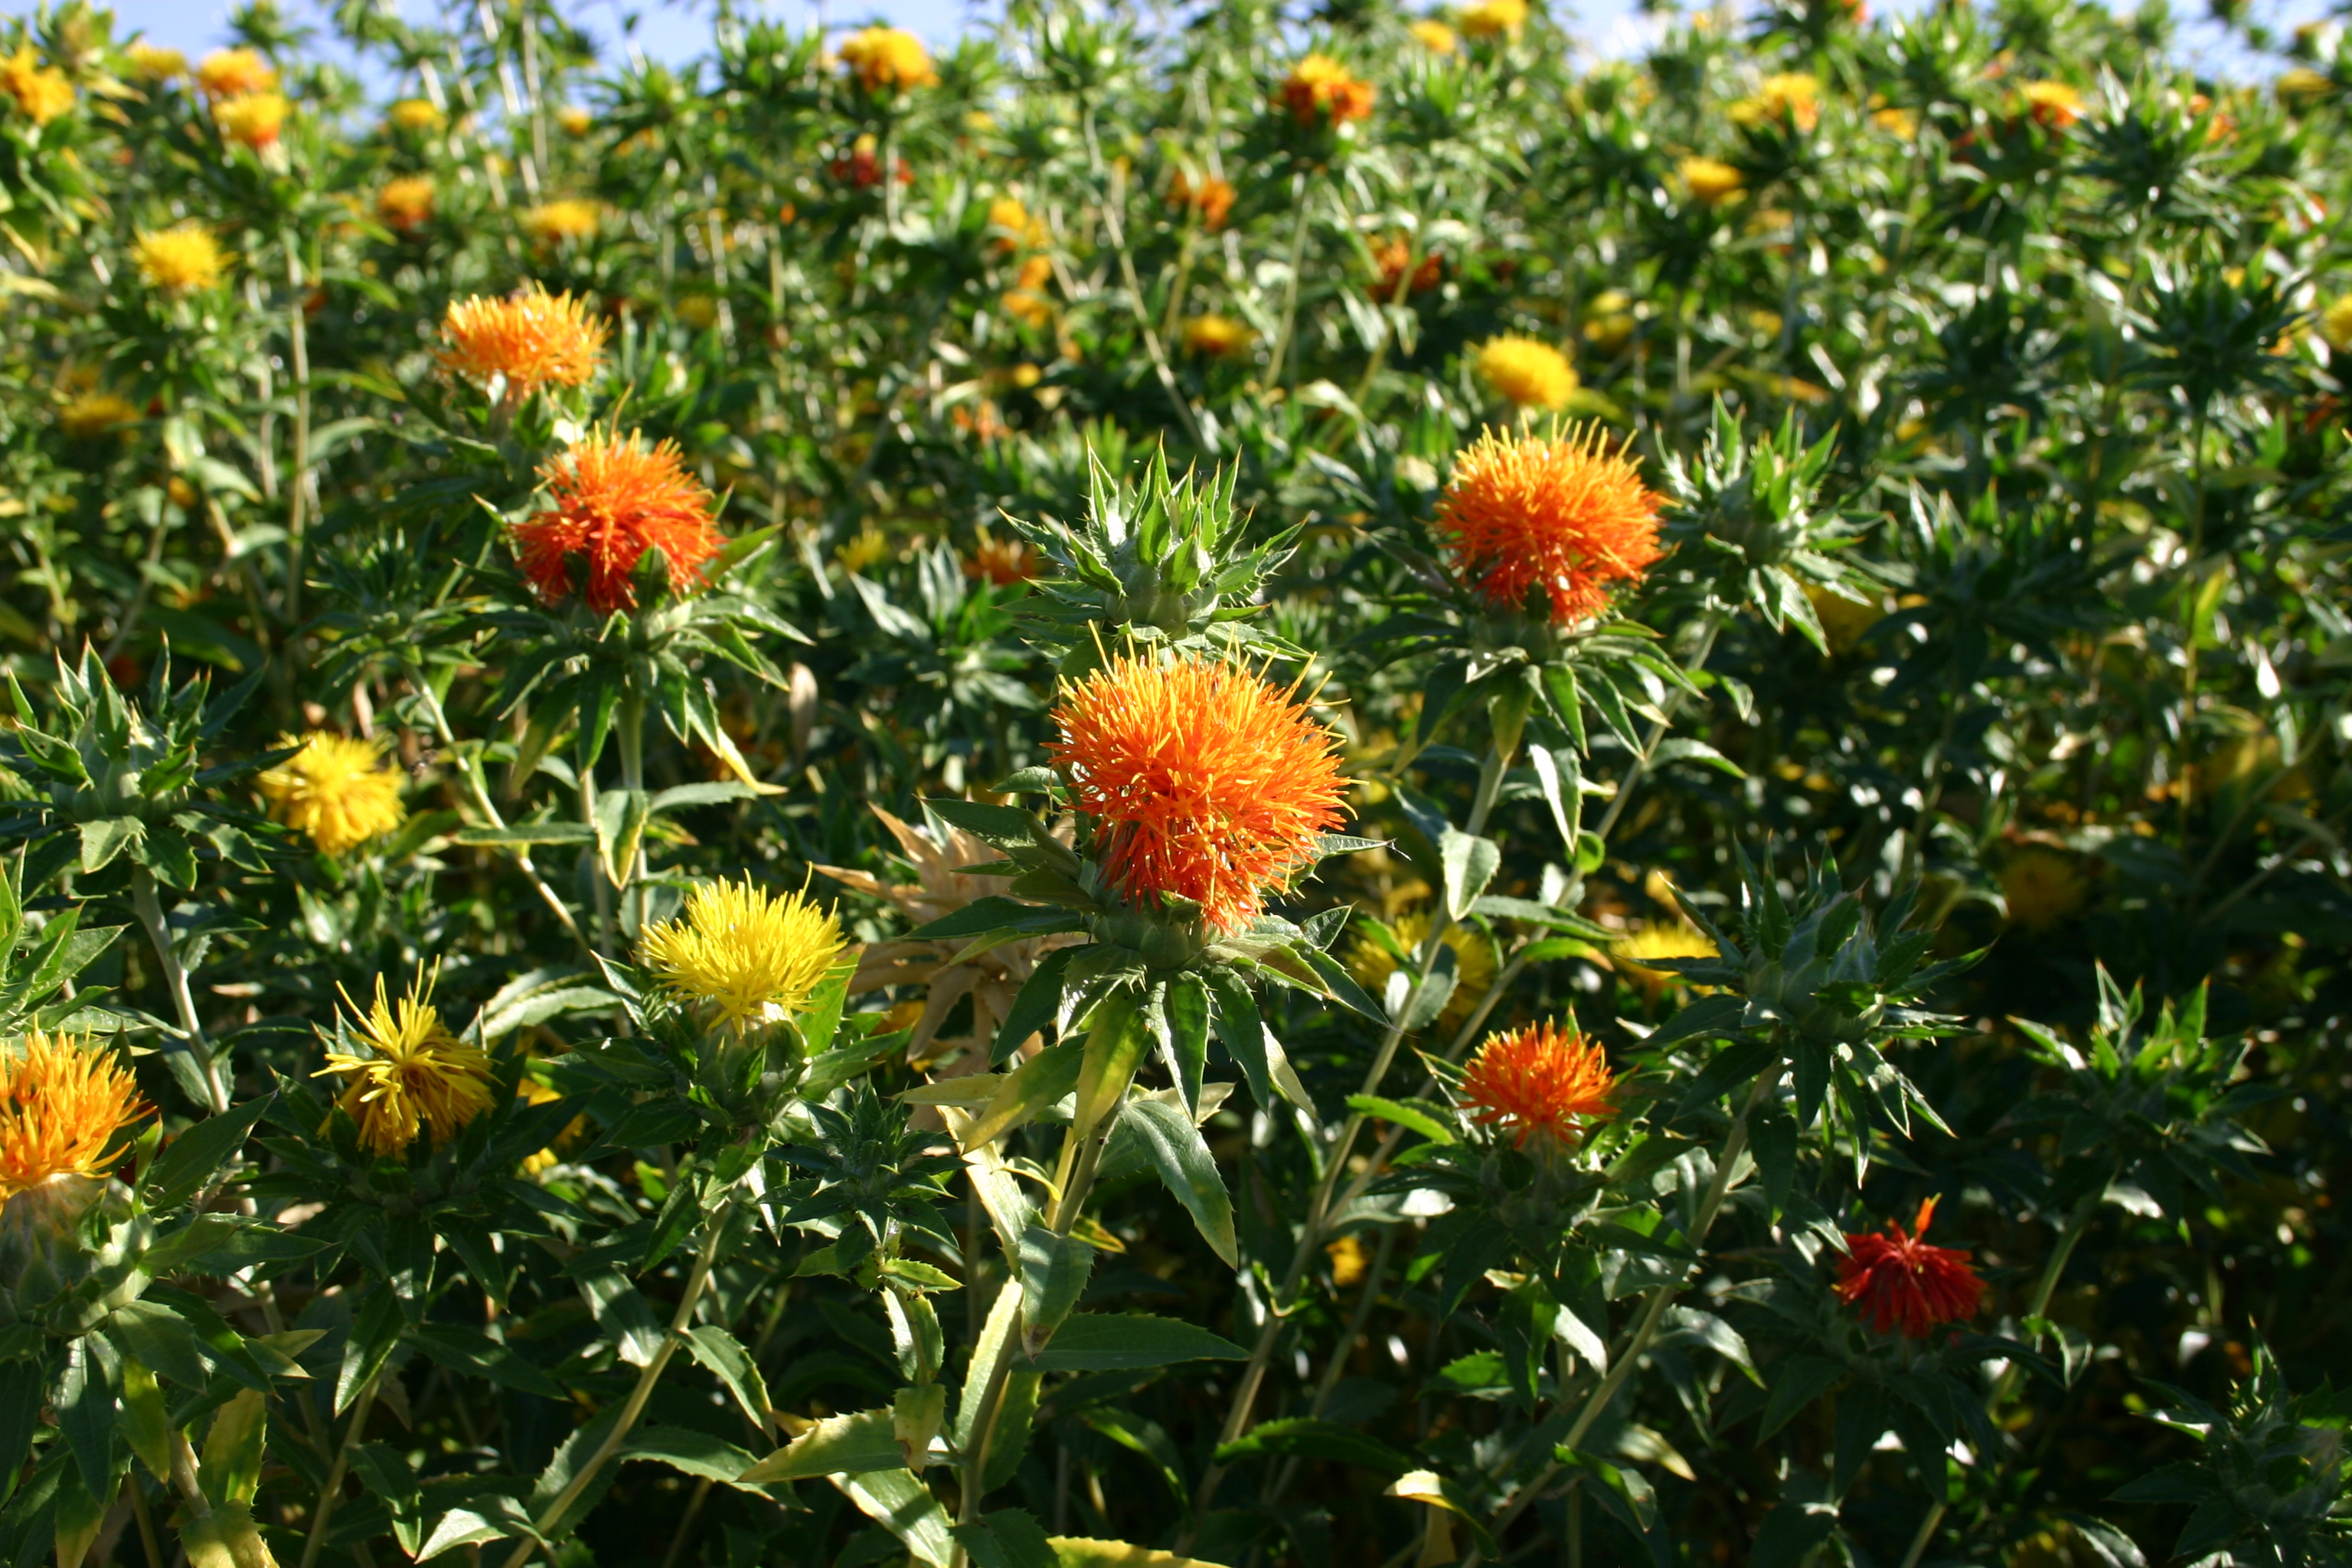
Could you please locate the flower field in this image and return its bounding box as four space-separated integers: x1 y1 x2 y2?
0 0 2346 1563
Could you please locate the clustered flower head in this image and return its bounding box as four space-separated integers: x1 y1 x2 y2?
59 392 139 440
214 90 287 149
2322 294 2352 351
1 45 75 127
256 730 407 855
1999 844 2089 932
1432 423 1666 626
132 223 228 296
1678 155 1745 207
1168 170 1236 230
986 194 1047 253
1836 1197 1986 1338
838 26 938 92
1730 71 1821 131
1348 911 1496 1034
1183 314 1252 357
1279 53 1377 128
1475 335 1578 410
195 47 276 100
513 429 726 617
1001 253 1056 328
125 43 186 82
1459 0 1528 39
523 198 600 245
439 285 608 399
0 1033 152 1200
1375 238 1442 297
640 877 846 1030
1459 1021 1617 1145
377 175 434 230
1049 655 1351 933
2020 79 2084 129
316 970 496 1159
387 96 443 132
1410 18 1459 54
1612 923 1715 999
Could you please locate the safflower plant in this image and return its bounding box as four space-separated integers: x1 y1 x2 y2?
0 2 2343 1568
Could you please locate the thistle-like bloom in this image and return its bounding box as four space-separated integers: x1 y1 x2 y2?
1168 170 1236 230
1049 655 1350 933
386 96 443 132
1459 0 1527 38
1348 911 1496 1034
132 224 228 295
126 43 187 82
962 528 1034 586
1459 1022 1617 1146
1871 105 1919 138
1999 846 2089 933
1182 314 1253 357
1409 19 1459 54
2277 67 2332 106
1278 54 1376 127
1432 424 1666 626
2324 295 2352 351
1730 71 1821 132
377 175 434 230
522 198 600 244
214 90 286 149
0 1034 152 1200
1 46 75 126
1677 156 1745 207
640 877 846 1029
986 195 1046 253
512 430 725 617
1475 335 1577 410
194 47 275 99
1835 1197 1986 1338
2020 80 2083 129
439 286 607 398
839 26 939 92
59 393 139 440
316 971 496 1158
557 103 593 136
256 730 407 855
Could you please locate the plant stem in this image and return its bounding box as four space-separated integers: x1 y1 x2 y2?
1591 613 1723 847
617 679 649 933
1099 159 1208 452
1262 171 1313 391
298 1371 381 1568
284 239 313 645
497 1217 727 1568
131 867 229 1115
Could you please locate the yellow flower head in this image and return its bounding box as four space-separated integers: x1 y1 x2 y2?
60 393 139 440
839 26 939 92
523 198 600 245
316 969 495 1158
2000 846 2089 932
1583 289 1636 349
1731 71 1820 131
1612 924 1716 998
1 46 75 126
640 877 846 1029
377 175 434 230
1410 18 1459 53
256 730 406 855
387 96 443 131
1677 156 1745 207
1475 335 1578 410
2019 79 2083 128
986 194 1047 253
214 90 286 149
439 285 607 397
2278 67 2333 105
1279 52 1377 126
1346 911 1498 1034
132 224 228 295
2320 293 2352 351
1182 313 1253 357
1460 0 1529 38
126 43 187 82
1872 104 1919 138
0 1033 152 1200
557 103 593 136
1804 582 1883 656
195 47 276 99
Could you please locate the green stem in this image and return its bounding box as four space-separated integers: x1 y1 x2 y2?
131 867 229 1115
1591 614 1723 846
496 1217 727 1568
617 680 648 933
297 1371 381 1568
1262 171 1313 391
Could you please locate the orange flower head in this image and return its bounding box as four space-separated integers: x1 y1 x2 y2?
838 26 938 92
513 430 725 617
1459 1021 1616 1145
439 285 608 398
1050 655 1350 933
2020 80 2083 128
1 46 76 126
1279 54 1377 127
214 89 286 148
0 1033 152 1200
962 528 1034 586
377 175 434 230
1169 170 1237 230
523 198 599 244
1836 1197 1986 1338
1433 423 1664 626
195 47 275 98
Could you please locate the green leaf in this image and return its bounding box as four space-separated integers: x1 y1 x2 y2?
54 1338 113 1496
1747 1490 1841 1568
1072 990 1149 1140
993 946 1076 1065
200 1388 269 1507
907 895 1062 942
416 1496 541 1562
954 1508 1060 1568
413 1325 564 1398
142 1096 272 1213
685 1325 773 1430
1344 1094 1455 1145
1122 1099 1236 1266
618 1426 763 1488
739 1408 903 1482
349 1445 425 1556
648 781 764 813
1020 1226 1096 1350
336 1287 404 1415
1440 828 1501 921
1026 1316 1246 1372
455 822 596 847
116 1359 170 1484
1759 1355 1845 1441
923 799 1039 851
1214 1417 1413 1475
1203 969 1275 1111
962 1037 1085 1148
1160 973 1210 1115
834 1467 956 1567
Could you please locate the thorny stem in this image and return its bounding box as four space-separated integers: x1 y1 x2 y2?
298 1370 381 1568
131 867 230 1115
497 1217 727 1568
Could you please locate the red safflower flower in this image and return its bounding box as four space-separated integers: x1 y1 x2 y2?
1049 655 1350 933
1459 1021 1618 1145
1432 423 1666 626
1835 1197 1987 1338
512 430 725 617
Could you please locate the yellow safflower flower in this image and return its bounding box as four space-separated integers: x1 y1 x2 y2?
0 45 75 126
316 969 495 1158
1474 334 1578 410
194 47 275 99
639 877 847 1031
838 26 938 92
125 43 187 82
523 199 599 244
1410 18 1459 53
59 393 139 439
1677 155 1744 207
1182 314 1253 356
131 224 228 295
256 730 407 855
214 90 286 149
2321 294 2352 351
1460 0 1528 38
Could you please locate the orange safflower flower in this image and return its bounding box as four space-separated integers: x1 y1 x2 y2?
1050 655 1350 933
1835 1197 1987 1338
214 90 286 149
1373 237 1442 297
0 1033 152 1199
2020 80 2083 128
377 175 434 230
439 285 608 398
513 430 725 617
962 528 1034 586
194 47 276 99
1459 1022 1616 1145
1432 423 1664 626
1169 170 1237 230
838 26 938 92
1278 54 1376 128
